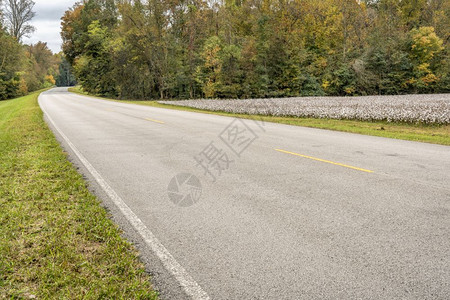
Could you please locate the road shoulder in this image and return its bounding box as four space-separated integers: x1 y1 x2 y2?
0 90 158 299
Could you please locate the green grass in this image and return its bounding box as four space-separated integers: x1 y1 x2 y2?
0 91 158 299
70 86 450 146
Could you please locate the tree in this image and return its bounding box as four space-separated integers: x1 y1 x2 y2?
23 42 60 91
60 3 84 65
60 0 450 98
410 26 444 63
196 36 223 98
2 0 35 41
73 20 116 96
407 26 444 91
56 56 77 87
0 25 26 99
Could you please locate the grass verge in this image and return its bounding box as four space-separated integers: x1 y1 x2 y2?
69 86 450 146
0 91 158 299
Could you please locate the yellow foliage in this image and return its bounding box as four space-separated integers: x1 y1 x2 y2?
18 77 28 96
45 75 56 85
344 86 355 95
421 73 438 85
405 78 417 85
203 81 216 98
410 27 444 62
417 63 430 73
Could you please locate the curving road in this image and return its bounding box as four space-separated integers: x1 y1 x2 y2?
39 88 450 299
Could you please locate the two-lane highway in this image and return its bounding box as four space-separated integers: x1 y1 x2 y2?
39 88 450 299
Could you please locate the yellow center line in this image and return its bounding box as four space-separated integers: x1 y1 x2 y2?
145 118 165 124
274 148 374 173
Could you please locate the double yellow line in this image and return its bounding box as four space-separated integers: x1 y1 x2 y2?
275 148 374 173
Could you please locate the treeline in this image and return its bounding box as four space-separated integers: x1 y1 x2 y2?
62 0 450 99
0 29 57 100
0 0 75 100
0 0 58 99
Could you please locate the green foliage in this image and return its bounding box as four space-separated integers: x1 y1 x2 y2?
406 26 444 91
56 56 77 87
73 21 117 96
61 0 450 99
0 27 25 100
0 25 60 100
196 36 223 98
23 42 60 92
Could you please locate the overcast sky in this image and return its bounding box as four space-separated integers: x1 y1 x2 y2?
22 0 77 53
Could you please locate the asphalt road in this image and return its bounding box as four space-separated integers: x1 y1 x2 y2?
39 88 450 299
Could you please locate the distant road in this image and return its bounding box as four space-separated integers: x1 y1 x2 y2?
39 88 450 299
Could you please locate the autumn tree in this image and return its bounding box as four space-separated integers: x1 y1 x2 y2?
407 26 444 91
2 0 35 41
61 0 450 99
23 42 59 91
0 26 26 99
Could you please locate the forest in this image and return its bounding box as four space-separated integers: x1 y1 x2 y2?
0 32 60 100
61 0 450 100
0 0 76 100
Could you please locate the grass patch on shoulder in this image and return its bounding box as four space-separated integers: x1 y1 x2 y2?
0 91 158 299
69 86 450 146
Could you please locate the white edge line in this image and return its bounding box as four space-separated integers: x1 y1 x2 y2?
39 94 210 300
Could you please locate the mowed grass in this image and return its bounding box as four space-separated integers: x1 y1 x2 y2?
0 91 158 299
70 87 450 146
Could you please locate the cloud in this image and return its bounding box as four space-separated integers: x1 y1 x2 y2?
24 20 63 53
22 0 77 53
33 0 77 21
